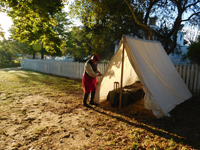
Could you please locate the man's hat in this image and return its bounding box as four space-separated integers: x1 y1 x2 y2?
93 54 100 61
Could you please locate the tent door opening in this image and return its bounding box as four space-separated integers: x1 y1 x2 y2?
107 81 145 108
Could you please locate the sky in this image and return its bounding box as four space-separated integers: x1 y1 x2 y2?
0 4 82 39
0 12 13 39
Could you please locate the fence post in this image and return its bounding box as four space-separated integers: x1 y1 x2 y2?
175 64 179 71
77 62 80 79
186 64 190 88
190 64 194 91
193 64 199 96
21 59 24 68
183 63 186 82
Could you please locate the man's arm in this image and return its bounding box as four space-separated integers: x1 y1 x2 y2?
96 67 102 76
85 64 99 77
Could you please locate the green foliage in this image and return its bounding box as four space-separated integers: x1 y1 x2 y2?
185 42 200 64
0 24 5 39
1 0 66 53
49 11 72 57
12 41 32 55
2 0 200 59
63 26 114 61
62 28 85 61
69 0 143 60
7 9 72 59
0 39 20 68
1 0 64 16
69 0 200 55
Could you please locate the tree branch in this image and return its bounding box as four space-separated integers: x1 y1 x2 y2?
185 1 200 10
182 12 200 22
125 0 154 40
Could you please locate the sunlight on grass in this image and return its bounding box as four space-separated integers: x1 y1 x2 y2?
0 70 82 103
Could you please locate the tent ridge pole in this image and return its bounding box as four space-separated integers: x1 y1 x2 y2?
119 42 125 109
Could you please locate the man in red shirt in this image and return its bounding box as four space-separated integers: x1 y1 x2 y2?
82 55 102 107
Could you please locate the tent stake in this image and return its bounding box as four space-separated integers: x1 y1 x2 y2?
119 43 125 109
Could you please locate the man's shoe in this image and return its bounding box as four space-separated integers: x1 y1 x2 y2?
83 103 90 107
83 93 89 107
89 91 98 106
89 101 98 106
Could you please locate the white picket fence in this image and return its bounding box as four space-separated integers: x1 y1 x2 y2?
20 59 200 96
20 59 109 81
175 63 200 96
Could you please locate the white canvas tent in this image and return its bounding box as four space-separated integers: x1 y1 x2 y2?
94 35 192 118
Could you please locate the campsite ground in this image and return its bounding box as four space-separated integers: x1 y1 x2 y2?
0 68 200 150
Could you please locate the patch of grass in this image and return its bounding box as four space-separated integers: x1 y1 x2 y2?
34 126 48 135
0 69 82 104
96 131 102 136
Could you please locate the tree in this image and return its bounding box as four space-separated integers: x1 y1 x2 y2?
70 0 200 55
62 25 116 61
7 9 73 59
153 0 200 54
37 11 73 59
124 0 155 40
1 0 66 53
69 0 144 59
61 27 84 61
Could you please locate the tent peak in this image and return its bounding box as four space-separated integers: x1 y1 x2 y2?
121 35 127 43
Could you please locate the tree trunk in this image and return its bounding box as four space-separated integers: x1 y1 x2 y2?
166 15 182 55
33 53 36 59
41 52 44 59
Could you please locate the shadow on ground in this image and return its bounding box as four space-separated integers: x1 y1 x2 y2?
94 96 200 149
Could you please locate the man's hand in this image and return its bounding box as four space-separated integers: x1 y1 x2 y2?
98 72 102 76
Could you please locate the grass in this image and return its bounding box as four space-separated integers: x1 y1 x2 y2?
0 68 200 150
0 68 82 103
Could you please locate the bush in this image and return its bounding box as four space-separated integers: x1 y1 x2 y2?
185 42 200 65
0 60 21 68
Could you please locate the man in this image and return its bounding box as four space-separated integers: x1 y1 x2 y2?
82 54 102 107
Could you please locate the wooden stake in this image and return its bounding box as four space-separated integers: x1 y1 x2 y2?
119 43 125 109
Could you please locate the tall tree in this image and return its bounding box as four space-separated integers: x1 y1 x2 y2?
153 0 200 54
7 9 73 59
70 0 200 55
63 25 115 61
0 0 66 53
69 0 144 59
38 11 73 59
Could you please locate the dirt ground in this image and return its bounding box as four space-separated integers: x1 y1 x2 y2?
0 70 148 150
0 91 148 150
0 91 90 149
0 68 199 150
